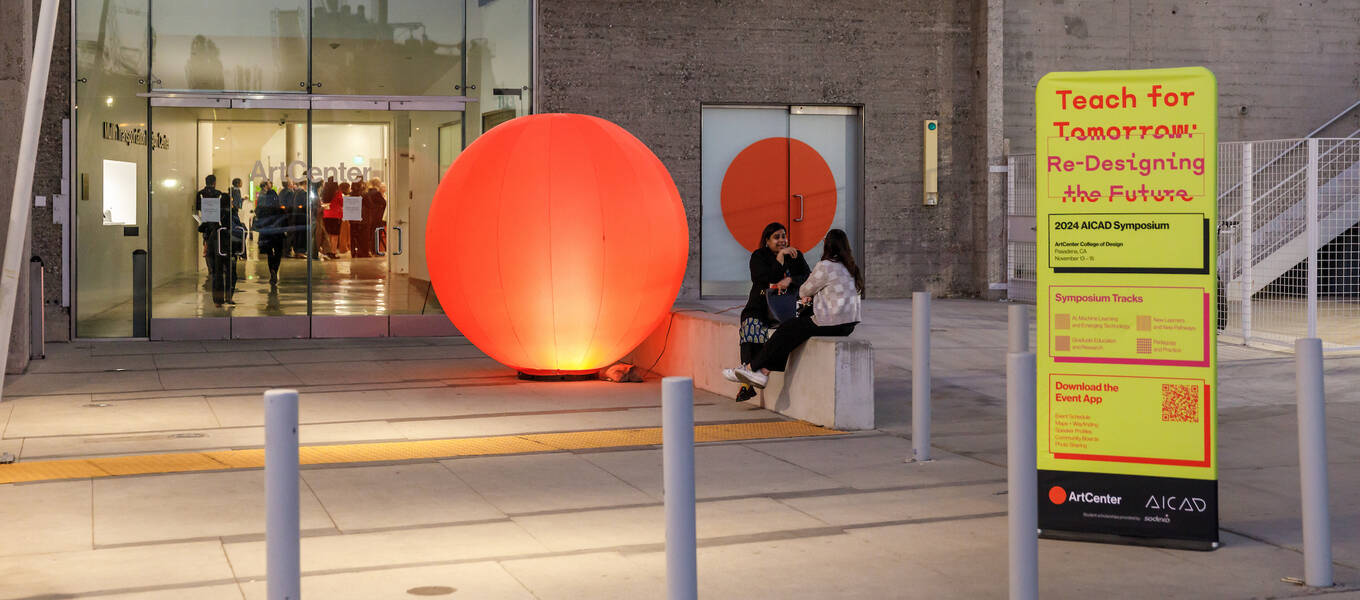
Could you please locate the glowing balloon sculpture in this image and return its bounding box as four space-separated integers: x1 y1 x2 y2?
426 114 689 376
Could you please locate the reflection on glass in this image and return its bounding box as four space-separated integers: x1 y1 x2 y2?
310 112 392 317
310 0 463 96
150 107 311 319
151 0 308 92
309 110 452 317
76 2 530 337
465 0 532 144
75 0 150 337
437 119 461 180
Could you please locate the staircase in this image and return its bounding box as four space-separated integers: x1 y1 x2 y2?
1219 103 1360 299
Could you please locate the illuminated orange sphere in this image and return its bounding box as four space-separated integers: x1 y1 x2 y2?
426 114 689 375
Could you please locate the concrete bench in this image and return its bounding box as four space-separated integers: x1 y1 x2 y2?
626 311 874 430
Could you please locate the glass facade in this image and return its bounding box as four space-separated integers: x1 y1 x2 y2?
465 0 533 143
311 0 464 96
74 0 533 338
150 0 309 92
75 0 150 337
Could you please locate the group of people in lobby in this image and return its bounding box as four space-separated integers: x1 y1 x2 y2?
195 174 388 307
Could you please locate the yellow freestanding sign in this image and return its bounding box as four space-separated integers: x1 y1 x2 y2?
1035 67 1218 549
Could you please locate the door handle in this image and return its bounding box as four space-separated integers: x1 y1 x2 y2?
216 227 228 257
393 226 404 256
374 227 383 256
792 194 805 222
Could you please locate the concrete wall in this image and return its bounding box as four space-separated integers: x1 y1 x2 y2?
34 0 68 343
0 0 34 372
537 0 993 298
1005 0 1360 152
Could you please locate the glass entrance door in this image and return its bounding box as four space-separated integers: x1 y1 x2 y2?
699 105 863 296
149 105 312 340
788 106 862 266
306 108 458 337
145 99 461 340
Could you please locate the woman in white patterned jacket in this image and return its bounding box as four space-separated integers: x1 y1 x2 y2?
725 229 863 389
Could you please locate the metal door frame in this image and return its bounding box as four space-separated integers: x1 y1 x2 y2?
697 104 865 297
141 92 467 340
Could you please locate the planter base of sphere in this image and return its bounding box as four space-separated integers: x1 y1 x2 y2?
517 370 598 382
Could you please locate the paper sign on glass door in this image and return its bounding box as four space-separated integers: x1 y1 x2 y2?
199 196 220 224
343 195 362 221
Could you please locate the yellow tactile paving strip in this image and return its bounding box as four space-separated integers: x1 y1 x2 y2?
0 420 845 485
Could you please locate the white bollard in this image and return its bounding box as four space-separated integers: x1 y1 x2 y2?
1009 304 1028 354
1007 352 1038 600
912 292 932 461
266 389 301 600
1295 338 1332 587
663 377 697 600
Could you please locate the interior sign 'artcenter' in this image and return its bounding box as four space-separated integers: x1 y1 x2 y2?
1034 67 1219 550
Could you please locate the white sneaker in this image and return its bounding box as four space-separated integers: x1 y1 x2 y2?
721 368 740 383
734 366 768 389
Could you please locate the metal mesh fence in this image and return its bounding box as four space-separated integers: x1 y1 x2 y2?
1246 140 1311 348
1315 139 1360 351
1006 138 1360 353
1007 154 1036 303
1217 143 1244 341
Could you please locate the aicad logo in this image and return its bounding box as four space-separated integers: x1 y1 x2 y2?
1048 485 1122 505
1145 495 1209 512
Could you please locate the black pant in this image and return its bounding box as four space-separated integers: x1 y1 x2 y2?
291 211 310 255
748 315 856 372
740 342 764 365
261 240 283 276
209 252 236 305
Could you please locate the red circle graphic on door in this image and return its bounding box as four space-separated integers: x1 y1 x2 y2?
720 137 837 252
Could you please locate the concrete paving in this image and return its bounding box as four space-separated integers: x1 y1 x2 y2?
0 298 1356 599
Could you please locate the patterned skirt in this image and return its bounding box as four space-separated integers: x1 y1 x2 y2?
739 317 771 344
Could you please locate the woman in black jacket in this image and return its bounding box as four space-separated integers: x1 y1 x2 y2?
726 222 810 401
254 181 287 286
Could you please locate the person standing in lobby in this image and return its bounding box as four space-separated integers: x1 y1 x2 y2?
229 177 245 211
254 180 286 286
195 174 237 307
337 182 353 256
321 177 343 258
286 180 309 258
350 178 370 258
310 180 329 259
365 177 387 257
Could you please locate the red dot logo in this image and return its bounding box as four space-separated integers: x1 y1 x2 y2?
1049 486 1067 504
719 137 837 252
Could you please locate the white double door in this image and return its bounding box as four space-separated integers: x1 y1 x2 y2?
699 105 862 296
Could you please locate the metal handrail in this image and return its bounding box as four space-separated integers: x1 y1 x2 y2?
1219 133 1360 225
1305 99 1360 138
1217 136 1360 275
1219 100 1360 203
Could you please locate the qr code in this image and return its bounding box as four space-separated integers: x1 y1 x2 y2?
1161 384 1200 423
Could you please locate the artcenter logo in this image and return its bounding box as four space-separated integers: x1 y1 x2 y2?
1048 486 1067 504
1048 485 1122 505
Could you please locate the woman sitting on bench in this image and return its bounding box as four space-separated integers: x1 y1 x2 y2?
725 228 863 389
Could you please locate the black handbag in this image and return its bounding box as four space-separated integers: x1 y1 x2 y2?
765 288 798 324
